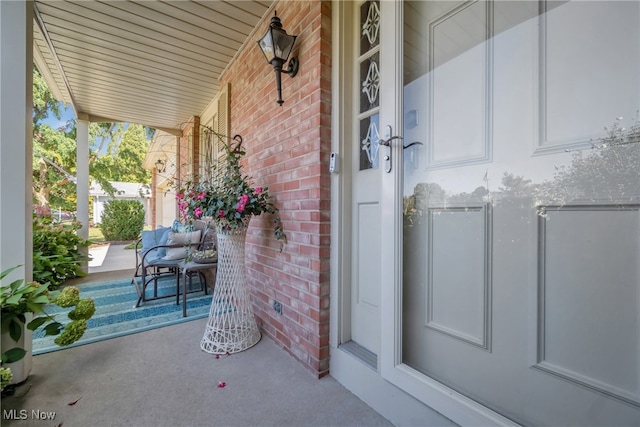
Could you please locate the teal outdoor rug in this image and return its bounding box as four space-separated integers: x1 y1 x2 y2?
32 276 212 355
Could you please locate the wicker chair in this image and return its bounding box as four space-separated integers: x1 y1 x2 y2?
131 220 216 308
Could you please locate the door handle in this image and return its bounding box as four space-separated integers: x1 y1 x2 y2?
403 141 423 149
379 136 423 149
378 135 403 147
379 126 423 173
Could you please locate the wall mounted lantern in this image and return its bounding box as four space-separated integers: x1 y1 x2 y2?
155 159 166 173
257 11 299 106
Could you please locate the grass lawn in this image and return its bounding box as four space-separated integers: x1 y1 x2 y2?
89 226 147 249
89 227 105 242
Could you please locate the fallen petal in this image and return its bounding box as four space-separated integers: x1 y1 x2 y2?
218 381 226 388
68 397 82 406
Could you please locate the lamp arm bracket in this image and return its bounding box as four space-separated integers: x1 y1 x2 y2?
285 57 299 77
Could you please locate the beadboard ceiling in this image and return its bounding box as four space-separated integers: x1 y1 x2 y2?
33 0 272 135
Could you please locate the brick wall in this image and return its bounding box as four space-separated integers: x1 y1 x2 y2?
220 0 332 377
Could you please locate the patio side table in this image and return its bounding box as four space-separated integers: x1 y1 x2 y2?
178 260 217 317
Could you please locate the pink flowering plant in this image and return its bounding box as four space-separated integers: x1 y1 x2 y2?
175 135 285 242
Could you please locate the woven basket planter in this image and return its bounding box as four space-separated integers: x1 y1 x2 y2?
200 218 260 354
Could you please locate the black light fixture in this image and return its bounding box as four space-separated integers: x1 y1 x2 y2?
257 11 299 106
155 159 166 173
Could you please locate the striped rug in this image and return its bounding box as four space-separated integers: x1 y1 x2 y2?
32 276 212 355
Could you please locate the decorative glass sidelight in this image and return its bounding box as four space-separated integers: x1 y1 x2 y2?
361 56 380 110
359 0 380 171
361 0 380 53
360 114 380 170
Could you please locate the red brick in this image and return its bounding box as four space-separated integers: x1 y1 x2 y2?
217 0 331 378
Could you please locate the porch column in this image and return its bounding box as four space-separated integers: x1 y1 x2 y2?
76 119 90 273
175 135 181 219
0 1 33 280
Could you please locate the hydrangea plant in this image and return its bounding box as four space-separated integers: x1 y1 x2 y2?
1 266 95 391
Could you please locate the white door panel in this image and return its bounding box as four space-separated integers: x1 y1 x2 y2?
380 0 640 425
351 0 382 356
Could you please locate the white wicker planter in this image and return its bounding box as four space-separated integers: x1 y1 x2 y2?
200 219 260 354
1 313 33 384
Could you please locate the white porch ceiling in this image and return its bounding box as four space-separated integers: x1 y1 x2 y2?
33 0 272 135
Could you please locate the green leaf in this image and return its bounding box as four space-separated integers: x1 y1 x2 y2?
44 322 63 336
32 295 51 304
27 316 50 330
9 278 24 292
26 302 46 314
32 285 50 296
5 294 22 305
1 347 27 364
0 265 20 280
8 319 22 342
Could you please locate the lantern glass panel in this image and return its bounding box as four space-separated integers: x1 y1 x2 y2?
258 30 275 62
272 30 296 61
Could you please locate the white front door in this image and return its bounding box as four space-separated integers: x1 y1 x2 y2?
379 1 640 425
348 0 382 360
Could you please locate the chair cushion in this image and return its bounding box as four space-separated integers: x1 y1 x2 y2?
143 251 164 265
147 255 181 267
163 230 202 260
140 230 157 252
140 227 171 262
157 228 172 257
142 226 170 248
172 219 194 233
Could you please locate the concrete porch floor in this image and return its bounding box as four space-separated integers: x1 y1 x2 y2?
1 246 393 427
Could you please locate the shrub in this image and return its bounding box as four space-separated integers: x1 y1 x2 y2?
1 266 95 392
99 200 145 241
32 213 91 289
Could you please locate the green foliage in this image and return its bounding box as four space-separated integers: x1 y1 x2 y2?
54 319 88 346
32 213 91 289
175 135 286 245
92 124 151 185
1 266 95 390
1 266 51 358
53 286 80 308
114 124 151 183
99 200 145 241
33 66 77 212
33 66 61 125
33 73 152 210
33 124 78 211
0 367 12 391
536 115 640 205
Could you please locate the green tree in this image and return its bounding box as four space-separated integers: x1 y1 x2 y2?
32 68 152 211
91 123 151 186
33 66 60 125
33 125 77 210
111 124 151 183
537 116 640 205
32 66 76 211
99 200 145 241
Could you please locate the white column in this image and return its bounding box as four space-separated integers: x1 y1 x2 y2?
0 1 33 280
76 119 90 272
0 0 34 384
